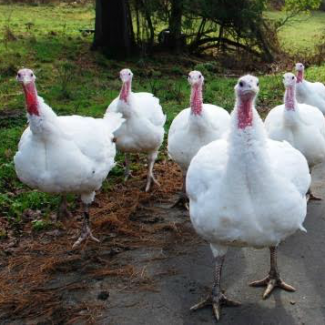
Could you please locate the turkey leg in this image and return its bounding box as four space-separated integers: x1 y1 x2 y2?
73 203 100 248
250 246 295 299
57 195 72 220
171 174 189 210
191 255 240 321
145 152 160 192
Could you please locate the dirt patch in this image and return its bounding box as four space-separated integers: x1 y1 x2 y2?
0 109 25 127
0 160 190 324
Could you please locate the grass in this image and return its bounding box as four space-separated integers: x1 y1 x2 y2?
266 10 325 53
1 3 325 231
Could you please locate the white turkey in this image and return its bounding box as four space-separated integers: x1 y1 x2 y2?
187 75 310 321
265 72 325 200
106 69 166 192
295 62 325 114
167 70 230 208
14 68 124 247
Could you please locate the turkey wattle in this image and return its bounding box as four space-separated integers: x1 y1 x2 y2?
187 75 310 321
296 62 325 115
106 69 166 192
167 70 230 208
14 68 124 247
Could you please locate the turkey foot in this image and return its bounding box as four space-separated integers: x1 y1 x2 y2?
250 274 295 299
190 255 240 321
124 169 134 182
250 246 295 299
171 193 189 210
72 203 99 248
73 223 99 248
307 189 322 201
145 174 160 192
171 175 188 210
191 290 240 321
124 153 134 182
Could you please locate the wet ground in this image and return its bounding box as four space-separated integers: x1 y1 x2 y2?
1 162 325 324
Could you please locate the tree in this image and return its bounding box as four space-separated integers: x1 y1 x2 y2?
93 0 136 58
92 0 322 62
271 0 322 30
169 0 184 53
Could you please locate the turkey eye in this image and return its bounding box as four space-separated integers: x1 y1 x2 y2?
239 81 244 87
199 75 201 78
17 73 21 78
128 73 131 76
30 73 33 77
257 82 259 86
292 76 294 80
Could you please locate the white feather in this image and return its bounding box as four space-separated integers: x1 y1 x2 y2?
106 92 165 154
265 95 325 168
296 79 325 114
168 104 230 172
15 96 124 203
187 84 310 256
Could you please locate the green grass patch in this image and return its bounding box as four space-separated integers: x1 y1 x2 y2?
1 4 325 229
266 10 325 53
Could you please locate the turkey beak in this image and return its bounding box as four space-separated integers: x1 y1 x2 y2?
120 73 131 83
295 63 303 71
17 75 33 85
283 74 296 88
22 77 32 85
242 84 258 96
242 89 256 96
239 86 258 102
283 79 291 88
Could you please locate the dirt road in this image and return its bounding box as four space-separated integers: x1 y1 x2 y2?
99 165 325 325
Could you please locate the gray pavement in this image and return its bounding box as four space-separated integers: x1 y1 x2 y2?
102 164 325 325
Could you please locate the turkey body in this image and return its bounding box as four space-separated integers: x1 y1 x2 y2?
106 69 166 192
107 92 165 154
296 63 325 114
14 67 124 246
265 103 325 167
265 72 325 168
187 75 310 321
168 104 230 173
187 79 310 254
15 97 121 203
296 81 325 115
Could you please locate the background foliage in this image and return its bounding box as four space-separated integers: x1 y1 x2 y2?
0 0 325 231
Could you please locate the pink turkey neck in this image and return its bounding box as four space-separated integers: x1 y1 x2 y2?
284 86 296 111
119 80 131 103
297 70 303 83
190 83 203 115
22 82 40 116
237 96 254 129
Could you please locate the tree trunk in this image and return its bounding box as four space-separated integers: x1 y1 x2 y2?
141 0 154 48
92 0 136 58
169 0 183 53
